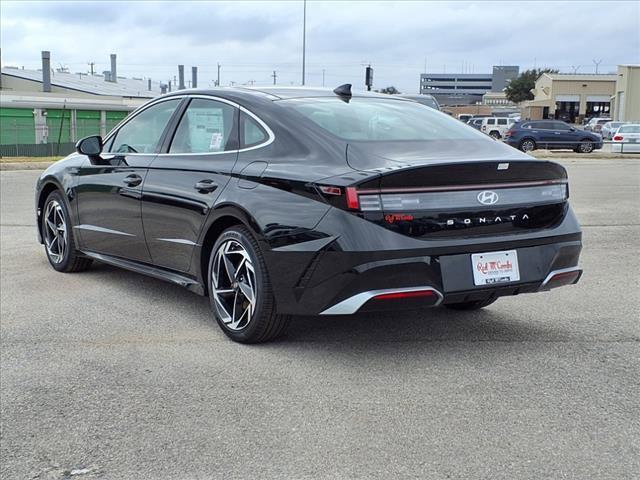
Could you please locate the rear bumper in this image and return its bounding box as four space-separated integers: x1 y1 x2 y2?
265 205 583 315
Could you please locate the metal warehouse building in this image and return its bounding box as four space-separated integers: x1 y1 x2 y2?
1 52 162 156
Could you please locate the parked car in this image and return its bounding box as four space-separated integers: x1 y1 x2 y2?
35 85 583 343
398 94 440 111
468 117 484 130
478 117 515 139
611 124 640 153
504 120 603 153
584 117 611 133
601 121 628 140
458 114 473 123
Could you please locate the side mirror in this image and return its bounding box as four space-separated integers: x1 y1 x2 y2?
76 135 103 157
569 127 576 132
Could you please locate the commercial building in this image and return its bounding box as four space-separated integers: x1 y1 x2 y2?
611 65 640 122
0 51 175 156
419 66 519 106
521 73 616 123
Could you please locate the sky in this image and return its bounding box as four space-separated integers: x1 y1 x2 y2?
1 0 639 93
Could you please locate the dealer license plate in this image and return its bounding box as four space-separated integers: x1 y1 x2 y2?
471 250 520 286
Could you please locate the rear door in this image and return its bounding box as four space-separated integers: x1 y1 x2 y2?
141 97 240 272
75 98 183 262
552 121 577 149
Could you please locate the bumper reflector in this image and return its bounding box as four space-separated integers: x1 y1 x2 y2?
320 287 443 315
540 267 582 290
373 290 437 301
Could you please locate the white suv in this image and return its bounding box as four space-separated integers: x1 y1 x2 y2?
479 117 514 139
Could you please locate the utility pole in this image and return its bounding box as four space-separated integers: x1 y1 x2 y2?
301 0 306 85
272 70 277 85
216 63 221 87
322 69 325 87
571 65 581 74
593 59 602 74
88 61 95 75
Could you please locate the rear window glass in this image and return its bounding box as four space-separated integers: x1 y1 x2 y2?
619 125 640 133
281 98 483 141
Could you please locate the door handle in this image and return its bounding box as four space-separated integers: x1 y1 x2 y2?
194 179 218 193
122 174 142 187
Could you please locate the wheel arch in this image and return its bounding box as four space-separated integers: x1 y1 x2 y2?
197 205 264 296
36 179 65 244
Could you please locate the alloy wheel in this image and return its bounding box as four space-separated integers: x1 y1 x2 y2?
43 200 67 264
211 239 257 331
521 140 535 152
580 142 593 153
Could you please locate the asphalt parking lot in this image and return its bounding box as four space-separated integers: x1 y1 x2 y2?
1 159 639 480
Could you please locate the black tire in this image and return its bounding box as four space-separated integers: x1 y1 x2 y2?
489 130 501 139
445 298 498 311
519 138 536 152
576 139 594 153
41 191 92 273
207 225 291 343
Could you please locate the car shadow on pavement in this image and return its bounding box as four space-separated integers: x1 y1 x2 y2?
83 263 566 347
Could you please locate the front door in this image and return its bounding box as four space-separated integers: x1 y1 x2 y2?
75 98 183 262
142 97 240 272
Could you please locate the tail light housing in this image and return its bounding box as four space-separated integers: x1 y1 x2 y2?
613 135 624 141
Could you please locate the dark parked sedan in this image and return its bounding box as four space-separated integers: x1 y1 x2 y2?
35 85 583 343
504 120 603 153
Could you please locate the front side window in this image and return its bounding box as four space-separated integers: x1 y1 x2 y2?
282 98 483 141
170 98 238 154
487 118 496 125
110 99 181 154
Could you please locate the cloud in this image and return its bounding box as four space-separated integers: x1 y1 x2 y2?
1 0 638 92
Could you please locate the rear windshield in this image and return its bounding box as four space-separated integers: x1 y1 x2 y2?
280 97 483 141
618 125 640 133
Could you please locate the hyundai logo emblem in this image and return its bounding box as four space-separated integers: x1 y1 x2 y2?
477 190 499 205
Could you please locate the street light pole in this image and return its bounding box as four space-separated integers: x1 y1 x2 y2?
302 0 306 85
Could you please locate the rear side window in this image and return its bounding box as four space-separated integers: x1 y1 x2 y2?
497 119 508 125
283 98 482 141
240 112 268 148
110 99 181 153
170 98 238 153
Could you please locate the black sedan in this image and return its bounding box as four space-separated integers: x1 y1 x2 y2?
35 85 583 343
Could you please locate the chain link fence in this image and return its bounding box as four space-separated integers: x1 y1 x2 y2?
0 115 127 157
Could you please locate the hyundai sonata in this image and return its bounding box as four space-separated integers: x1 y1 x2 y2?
35 85 583 343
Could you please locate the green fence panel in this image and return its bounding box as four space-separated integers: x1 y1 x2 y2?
46 109 72 144
0 107 36 145
76 110 101 139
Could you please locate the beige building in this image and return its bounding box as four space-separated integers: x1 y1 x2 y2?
521 73 616 123
611 65 640 122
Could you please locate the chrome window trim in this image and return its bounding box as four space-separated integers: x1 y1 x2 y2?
102 94 275 157
320 286 443 315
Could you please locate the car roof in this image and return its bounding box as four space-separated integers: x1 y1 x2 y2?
160 86 409 102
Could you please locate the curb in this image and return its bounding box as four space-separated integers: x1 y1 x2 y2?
0 162 56 171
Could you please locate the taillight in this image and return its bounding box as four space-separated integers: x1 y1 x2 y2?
613 135 624 141
345 187 360 210
505 129 514 137
319 185 342 196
